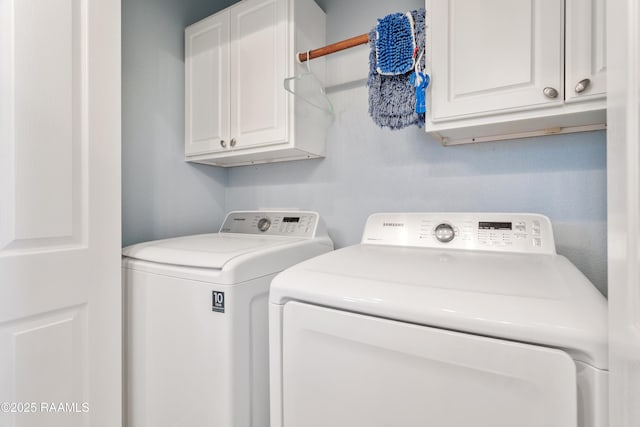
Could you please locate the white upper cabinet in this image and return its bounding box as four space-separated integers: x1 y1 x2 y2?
185 12 229 156
425 0 606 145
229 0 288 150
565 0 606 103
430 0 564 120
185 0 327 167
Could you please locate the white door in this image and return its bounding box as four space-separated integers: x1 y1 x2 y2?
185 10 231 156
429 0 564 121
0 0 121 426
282 302 577 427
230 0 289 149
565 0 607 102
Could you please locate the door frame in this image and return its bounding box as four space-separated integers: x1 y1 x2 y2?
606 1 640 426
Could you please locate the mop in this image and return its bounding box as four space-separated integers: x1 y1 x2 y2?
368 8 427 130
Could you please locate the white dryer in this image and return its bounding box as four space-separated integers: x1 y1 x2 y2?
122 211 332 427
269 213 607 427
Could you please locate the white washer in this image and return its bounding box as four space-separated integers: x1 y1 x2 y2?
269 213 608 427
122 211 333 427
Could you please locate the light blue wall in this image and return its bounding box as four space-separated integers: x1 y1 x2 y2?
225 0 608 294
121 0 607 294
122 0 235 247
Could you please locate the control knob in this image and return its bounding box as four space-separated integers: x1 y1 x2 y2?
257 217 271 232
434 223 455 243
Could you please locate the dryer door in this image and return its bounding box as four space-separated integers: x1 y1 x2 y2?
282 302 577 427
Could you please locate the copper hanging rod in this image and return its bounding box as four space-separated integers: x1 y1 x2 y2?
298 33 370 63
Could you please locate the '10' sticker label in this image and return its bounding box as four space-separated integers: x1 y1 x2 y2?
212 291 225 313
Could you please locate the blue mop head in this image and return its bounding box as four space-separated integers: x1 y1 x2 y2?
368 8 426 130
375 12 416 75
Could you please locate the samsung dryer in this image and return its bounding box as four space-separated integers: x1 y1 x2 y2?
269 212 607 427
122 211 332 427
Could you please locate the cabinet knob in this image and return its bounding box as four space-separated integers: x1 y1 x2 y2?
574 78 591 94
230 138 237 147
543 87 559 99
220 140 226 148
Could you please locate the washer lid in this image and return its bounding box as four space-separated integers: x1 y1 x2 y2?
270 244 608 369
122 233 304 270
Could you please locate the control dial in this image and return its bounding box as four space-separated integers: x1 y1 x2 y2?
257 217 271 232
434 223 455 243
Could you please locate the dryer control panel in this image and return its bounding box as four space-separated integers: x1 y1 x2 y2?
362 213 555 254
219 211 321 238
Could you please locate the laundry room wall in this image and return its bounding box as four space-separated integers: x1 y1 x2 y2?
122 0 236 247
224 0 608 294
120 0 608 294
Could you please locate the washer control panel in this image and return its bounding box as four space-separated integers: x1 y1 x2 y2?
362 213 555 254
219 211 319 238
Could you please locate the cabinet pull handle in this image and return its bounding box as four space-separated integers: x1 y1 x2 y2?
575 78 591 94
543 87 559 99
220 140 226 148
230 138 237 147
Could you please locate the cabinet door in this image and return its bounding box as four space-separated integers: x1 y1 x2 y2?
429 0 564 122
565 0 606 102
185 12 230 156
230 0 288 149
